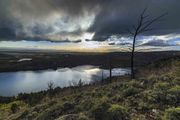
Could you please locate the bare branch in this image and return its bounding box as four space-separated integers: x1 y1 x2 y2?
138 13 168 33
125 7 167 79
135 9 148 34
132 25 137 31
141 8 147 17
142 19 152 25
48 81 54 90
126 29 134 35
138 28 154 34
143 15 149 19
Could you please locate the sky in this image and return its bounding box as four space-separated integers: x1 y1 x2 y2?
0 0 180 52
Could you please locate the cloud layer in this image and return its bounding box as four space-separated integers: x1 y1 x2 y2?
0 0 180 41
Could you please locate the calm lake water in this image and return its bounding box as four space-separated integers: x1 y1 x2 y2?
0 65 130 96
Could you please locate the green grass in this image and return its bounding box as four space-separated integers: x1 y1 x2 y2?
0 101 27 120
164 107 180 120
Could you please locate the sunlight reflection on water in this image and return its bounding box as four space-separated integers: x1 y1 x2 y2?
0 65 130 96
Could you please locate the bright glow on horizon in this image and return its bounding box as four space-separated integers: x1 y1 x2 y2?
81 32 95 41
0 34 179 52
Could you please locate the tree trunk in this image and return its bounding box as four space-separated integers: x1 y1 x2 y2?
131 35 136 79
109 63 112 82
101 70 104 84
109 54 112 82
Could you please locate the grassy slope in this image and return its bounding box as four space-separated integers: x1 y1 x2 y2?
0 57 179 120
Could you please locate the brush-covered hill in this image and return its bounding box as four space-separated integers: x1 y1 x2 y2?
0 57 180 120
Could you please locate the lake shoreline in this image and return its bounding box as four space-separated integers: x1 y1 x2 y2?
0 66 130 96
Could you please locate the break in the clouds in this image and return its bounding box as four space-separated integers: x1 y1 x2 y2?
0 0 180 42
107 34 180 46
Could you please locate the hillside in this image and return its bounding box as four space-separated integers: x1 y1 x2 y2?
0 57 180 120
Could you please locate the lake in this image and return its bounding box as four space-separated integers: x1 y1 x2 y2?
0 65 130 96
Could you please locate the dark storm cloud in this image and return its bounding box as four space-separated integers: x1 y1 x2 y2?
0 0 179 41
0 28 16 39
0 0 105 40
88 0 180 39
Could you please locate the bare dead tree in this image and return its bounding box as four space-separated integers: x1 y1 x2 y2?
126 8 167 79
78 79 84 87
108 53 112 82
101 70 104 84
48 81 54 90
47 81 55 98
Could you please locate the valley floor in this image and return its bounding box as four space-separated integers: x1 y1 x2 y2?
0 51 179 72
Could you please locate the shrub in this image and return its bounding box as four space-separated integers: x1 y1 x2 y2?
91 101 129 120
147 74 158 82
108 104 129 120
138 101 150 111
172 78 180 85
11 103 19 113
128 81 142 88
36 104 64 120
18 92 45 106
110 95 123 103
164 107 180 120
122 86 140 97
78 97 95 111
16 110 29 119
160 74 174 82
146 85 180 107
145 82 173 105
168 85 180 95
154 82 170 91
91 101 110 120
63 101 74 111
167 85 180 105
